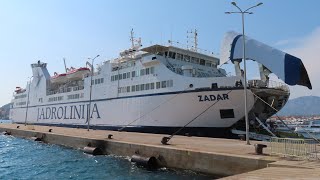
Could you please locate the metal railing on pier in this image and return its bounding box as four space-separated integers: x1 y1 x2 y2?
270 137 319 160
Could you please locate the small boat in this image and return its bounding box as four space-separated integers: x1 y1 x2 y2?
66 67 90 81
295 120 320 139
51 72 67 84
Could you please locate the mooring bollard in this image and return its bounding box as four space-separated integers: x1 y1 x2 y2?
107 134 113 139
3 131 11 135
48 129 53 132
30 137 42 141
254 144 267 155
238 134 245 141
161 137 171 145
83 146 103 156
131 155 158 170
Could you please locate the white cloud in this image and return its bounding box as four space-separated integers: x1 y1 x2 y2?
283 27 320 98
274 38 303 47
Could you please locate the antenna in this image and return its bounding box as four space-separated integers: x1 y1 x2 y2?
170 27 173 46
63 58 67 73
194 29 198 51
187 29 198 52
130 29 134 48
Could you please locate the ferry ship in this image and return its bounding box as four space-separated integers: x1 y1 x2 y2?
9 30 312 137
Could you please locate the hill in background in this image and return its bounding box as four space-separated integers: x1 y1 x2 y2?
0 103 11 119
278 96 320 116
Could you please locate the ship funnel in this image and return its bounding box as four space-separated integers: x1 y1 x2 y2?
31 61 51 87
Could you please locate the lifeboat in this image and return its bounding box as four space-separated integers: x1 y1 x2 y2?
66 67 90 81
15 87 21 93
51 72 67 84
14 87 26 94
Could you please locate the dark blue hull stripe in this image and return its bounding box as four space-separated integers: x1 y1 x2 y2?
230 34 242 61
16 122 233 138
284 53 312 89
12 87 245 109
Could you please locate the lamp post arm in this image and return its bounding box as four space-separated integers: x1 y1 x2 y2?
233 3 243 13
225 11 243 14
244 3 263 13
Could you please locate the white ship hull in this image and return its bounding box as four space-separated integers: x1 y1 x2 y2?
11 88 254 136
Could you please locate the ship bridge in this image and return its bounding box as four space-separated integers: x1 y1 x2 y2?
141 45 220 68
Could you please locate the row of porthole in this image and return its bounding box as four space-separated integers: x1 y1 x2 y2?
118 80 173 93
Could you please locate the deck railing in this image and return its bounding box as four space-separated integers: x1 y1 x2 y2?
248 79 290 93
270 137 319 160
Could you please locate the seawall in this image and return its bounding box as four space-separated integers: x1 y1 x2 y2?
0 124 276 177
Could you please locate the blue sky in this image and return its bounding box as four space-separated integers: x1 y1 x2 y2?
0 0 319 105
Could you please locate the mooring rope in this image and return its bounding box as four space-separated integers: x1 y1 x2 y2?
161 89 233 144
249 90 320 143
117 86 191 132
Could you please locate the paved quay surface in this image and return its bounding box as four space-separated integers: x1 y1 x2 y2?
0 123 272 159
220 167 320 180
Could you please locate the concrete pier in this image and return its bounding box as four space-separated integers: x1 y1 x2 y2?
0 124 305 178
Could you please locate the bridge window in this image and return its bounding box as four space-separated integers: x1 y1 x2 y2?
191 57 199 64
131 85 136 92
200 59 205 65
168 51 176 59
176 53 183 60
156 82 161 89
184 55 190 62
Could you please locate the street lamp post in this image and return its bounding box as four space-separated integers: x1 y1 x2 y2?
225 2 263 145
87 55 100 131
24 76 33 126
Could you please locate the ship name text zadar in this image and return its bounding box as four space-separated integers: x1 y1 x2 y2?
198 94 229 102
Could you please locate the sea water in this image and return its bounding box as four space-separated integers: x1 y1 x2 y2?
0 130 213 179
